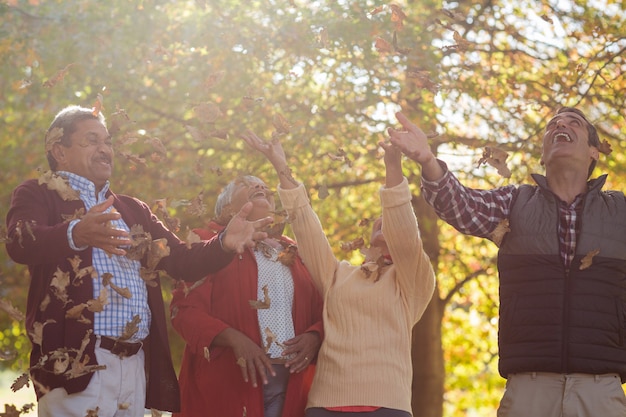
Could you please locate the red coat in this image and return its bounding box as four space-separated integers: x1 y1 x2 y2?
170 221 324 417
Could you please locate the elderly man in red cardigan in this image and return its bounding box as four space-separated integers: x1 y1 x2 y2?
5 105 271 417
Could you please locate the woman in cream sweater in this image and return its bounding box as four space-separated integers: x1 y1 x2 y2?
242 131 436 417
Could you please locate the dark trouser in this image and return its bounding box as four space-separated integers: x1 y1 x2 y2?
306 408 411 417
264 364 290 417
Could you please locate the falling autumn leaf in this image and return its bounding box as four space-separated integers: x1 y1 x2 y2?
92 93 104 117
374 37 393 54
277 244 297 266
389 4 406 30
249 285 271 309
61 208 86 223
580 249 600 270
341 237 365 252
272 113 291 135
598 139 612 155
187 191 206 217
478 146 511 178
42 63 75 88
44 127 64 153
38 171 81 201
10 373 30 392
147 238 170 271
120 315 141 340
194 102 222 124
29 319 56 346
50 267 71 305
100 273 130 300
204 71 226 89
0 298 26 322
491 219 510 247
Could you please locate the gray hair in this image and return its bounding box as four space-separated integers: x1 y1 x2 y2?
214 175 264 220
46 105 107 170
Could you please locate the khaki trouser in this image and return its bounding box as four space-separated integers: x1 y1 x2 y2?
497 372 626 417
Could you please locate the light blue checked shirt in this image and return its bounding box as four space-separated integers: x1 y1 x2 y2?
62 171 150 341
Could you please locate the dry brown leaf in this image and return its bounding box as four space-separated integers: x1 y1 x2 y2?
38 171 81 201
120 315 141 341
389 4 406 30
126 224 152 261
580 249 600 270
42 63 75 88
598 139 612 155
478 146 511 178
369 5 385 15
29 319 56 346
277 244 297 266
249 285 271 309
87 288 109 312
272 113 291 135
0 298 26 322
194 102 222 123
452 30 471 51
62 208 86 223
51 349 70 375
147 238 170 271
85 407 100 417
102 273 132 299
187 191 206 217
139 268 159 287
374 37 393 53
204 71 226 89
10 373 30 392
185 228 202 249
50 267 71 305
491 219 511 247
44 127 64 153
0 404 20 417
65 303 88 321
263 327 286 353
92 93 104 117
341 237 365 252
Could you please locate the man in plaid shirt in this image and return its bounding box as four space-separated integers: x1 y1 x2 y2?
388 107 626 417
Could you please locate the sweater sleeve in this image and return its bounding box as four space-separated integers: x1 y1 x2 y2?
381 177 436 322
5 180 77 266
277 183 339 295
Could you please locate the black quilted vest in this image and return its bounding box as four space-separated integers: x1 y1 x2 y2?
497 174 626 381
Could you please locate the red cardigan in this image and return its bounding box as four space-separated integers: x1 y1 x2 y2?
170 221 324 417
5 179 235 412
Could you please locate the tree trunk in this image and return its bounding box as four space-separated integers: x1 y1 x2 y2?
411 192 445 417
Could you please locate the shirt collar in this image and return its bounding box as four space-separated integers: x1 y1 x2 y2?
57 171 111 201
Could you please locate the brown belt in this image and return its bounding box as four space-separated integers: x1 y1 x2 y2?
99 336 143 358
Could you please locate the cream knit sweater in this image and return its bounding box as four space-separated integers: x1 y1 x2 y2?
278 177 436 414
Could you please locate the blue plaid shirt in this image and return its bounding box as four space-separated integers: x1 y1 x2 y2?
62 171 150 341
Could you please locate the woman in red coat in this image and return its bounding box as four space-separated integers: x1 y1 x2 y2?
171 175 324 417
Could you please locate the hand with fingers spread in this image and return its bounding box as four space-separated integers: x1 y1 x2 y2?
282 331 322 374
221 202 272 254
241 130 299 190
72 195 131 256
387 112 445 181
